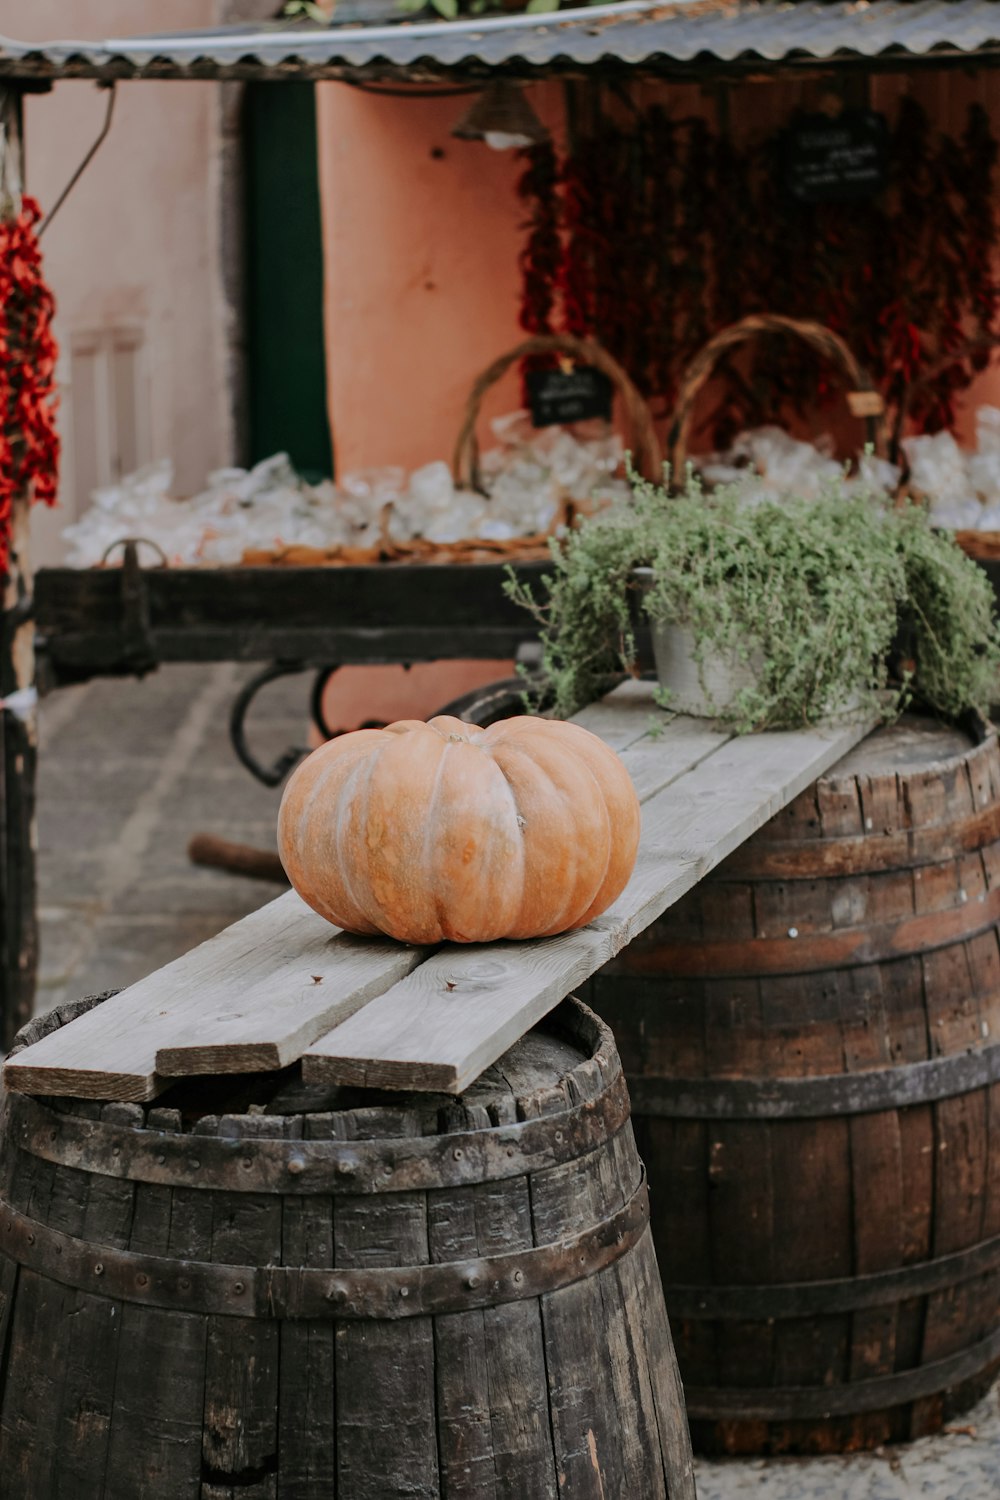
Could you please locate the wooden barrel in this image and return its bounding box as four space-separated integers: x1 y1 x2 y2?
587 713 1000 1456
0 994 695 1500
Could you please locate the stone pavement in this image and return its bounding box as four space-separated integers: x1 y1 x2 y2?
34 663 1000 1499
696 1389 1000 1500
36 661 292 1010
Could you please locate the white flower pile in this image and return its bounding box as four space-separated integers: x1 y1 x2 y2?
693 425 900 505
902 407 1000 530
62 414 630 569
693 410 1000 532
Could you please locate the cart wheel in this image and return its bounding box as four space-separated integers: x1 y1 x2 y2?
432 675 548 727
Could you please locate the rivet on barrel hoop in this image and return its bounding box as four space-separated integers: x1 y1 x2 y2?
287 1156 306 1176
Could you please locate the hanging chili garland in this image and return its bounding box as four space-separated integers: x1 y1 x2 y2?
0 195 59 573
517 98 1000 442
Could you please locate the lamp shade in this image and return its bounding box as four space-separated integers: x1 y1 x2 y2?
451 81 550 150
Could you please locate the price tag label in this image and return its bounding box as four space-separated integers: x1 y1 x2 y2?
781 110 889 204
527 366 614 428
846 390 886 418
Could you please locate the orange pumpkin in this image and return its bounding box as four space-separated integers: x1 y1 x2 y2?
277 714 641 944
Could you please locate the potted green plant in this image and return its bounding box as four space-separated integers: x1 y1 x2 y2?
506 469 1000 732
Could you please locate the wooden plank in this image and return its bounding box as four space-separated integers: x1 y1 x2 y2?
304 712 878 1093
617 715 732 802
277 1112 338 1500
0 91 37 1054
333 1136 439 1498
532 1076 627 1499
3 891 424 1100
426 1100 498 1500
35 561 550 685
3 685 727 1100
199 1114 286 1500
573 679 668 750
470 1115 558 1496
0 711 38 1053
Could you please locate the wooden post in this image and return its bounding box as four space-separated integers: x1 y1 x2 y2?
0 86 39 1049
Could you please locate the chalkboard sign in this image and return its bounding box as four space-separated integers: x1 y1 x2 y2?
781 110 888 204
527 365 613 427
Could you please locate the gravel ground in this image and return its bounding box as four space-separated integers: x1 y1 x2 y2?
34 664 1000 1499
697 1387 1000 1499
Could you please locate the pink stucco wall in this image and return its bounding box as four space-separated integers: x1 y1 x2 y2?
7 0 232 565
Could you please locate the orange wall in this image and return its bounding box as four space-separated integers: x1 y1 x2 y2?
316 81 564 476
316 71 1000 475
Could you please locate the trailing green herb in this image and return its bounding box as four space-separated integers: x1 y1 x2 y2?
505 470 1000 732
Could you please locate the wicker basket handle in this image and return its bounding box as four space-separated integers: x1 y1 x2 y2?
453 334 662 490
890 334 1000 467
666 314 887 482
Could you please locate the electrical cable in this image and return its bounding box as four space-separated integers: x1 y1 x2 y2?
38 82 117 239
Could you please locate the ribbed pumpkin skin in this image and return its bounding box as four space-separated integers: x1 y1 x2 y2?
277 715 641 944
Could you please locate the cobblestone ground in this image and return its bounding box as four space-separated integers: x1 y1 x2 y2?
36 661 294 1010
35 664 1000 1499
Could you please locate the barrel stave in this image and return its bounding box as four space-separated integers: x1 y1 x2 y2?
333 1125 439 1500
426 1105 498 1500
588 718 1000 1453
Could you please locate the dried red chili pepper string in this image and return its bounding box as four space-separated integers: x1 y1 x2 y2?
0 196 59 573
516 141 562 403
517 98 1000 446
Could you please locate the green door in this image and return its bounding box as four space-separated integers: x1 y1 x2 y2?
244 81 334 480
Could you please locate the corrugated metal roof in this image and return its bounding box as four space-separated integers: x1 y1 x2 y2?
2 0 1000 84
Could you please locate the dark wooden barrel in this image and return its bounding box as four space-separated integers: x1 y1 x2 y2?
0 994 695 1500
587 713 1000 1456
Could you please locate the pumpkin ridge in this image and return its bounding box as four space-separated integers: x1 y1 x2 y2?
364 728 447 941
561 742 640 930
432 738 525 943
334 735 396 933
536 751 613 936
421 735 455 943
545 746 610 934
489 737 599 937
281 736 380 929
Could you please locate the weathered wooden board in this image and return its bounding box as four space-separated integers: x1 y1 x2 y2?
35 562 552 686
302 708 878 1093
4 679 877 1101
3 892 424 1101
